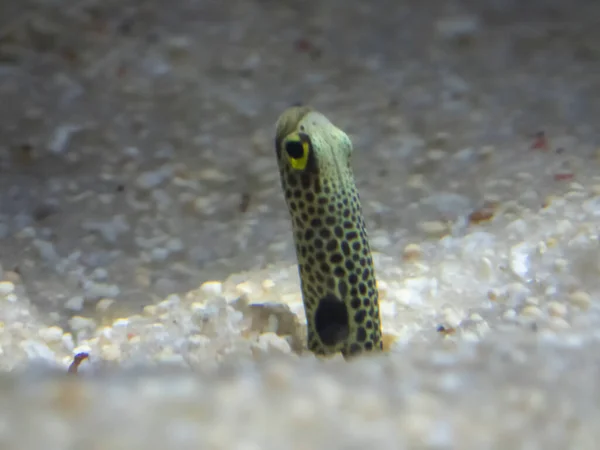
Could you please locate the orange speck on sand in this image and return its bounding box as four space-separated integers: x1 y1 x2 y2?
382 332 398 352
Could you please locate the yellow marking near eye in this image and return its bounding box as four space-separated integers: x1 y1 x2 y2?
284 133 310 171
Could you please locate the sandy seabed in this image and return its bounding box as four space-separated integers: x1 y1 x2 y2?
1 0 600 448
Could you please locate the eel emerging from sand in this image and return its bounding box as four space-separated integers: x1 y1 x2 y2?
274 106 383 358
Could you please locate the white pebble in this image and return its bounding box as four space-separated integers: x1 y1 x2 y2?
200 281 223 297
166 238 184 253
147 323 167 333
393 288 416 306
253 332 291 355
0 281 15 296
476 320 490 336
547 301 568 318
19 340 56 362
462 331 480 342
193 196 216 215
407 174 426 189
83 281 120 300
151 247 169 262
469 313 484 322
520 305 543 318
376 279 388 296
188 334 210 347
135 166 172 190
236 282 254 296
404 277 433 292
427 149 446 162
82 215 130 243
112 318 130 328
98 193 114 204
48 124 80 154
94 326 112 342
143 304 158 316
38 326 64 343
62 333 75 351
502 309 517 321
379 301 396 318
554 258 568 272
418 220 449 237
90 267 108 281
154 350 187 367
290 396 317 423
190 302 206 315
69 316 96 332
156 294 181 311
151 189 173 211
100 344 122 361
548 317 570 331
370 234 392 249
198 168 228 182
123 146 140 158
455 147 477 160
509 243 532 281
569 291 591 310
65 296 85 311
442 307 462 328
96 298 115 312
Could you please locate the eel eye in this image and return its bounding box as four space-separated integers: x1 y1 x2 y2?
285 141 304 159
283 133 310 170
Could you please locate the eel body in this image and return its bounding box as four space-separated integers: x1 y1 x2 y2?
274 106 383 357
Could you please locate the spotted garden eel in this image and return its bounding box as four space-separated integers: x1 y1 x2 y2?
274 106 383 358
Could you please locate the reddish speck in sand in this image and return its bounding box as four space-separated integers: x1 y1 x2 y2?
531 131 549 151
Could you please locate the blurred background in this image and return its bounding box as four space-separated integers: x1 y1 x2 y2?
2 1 600 447
1 0 598 321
